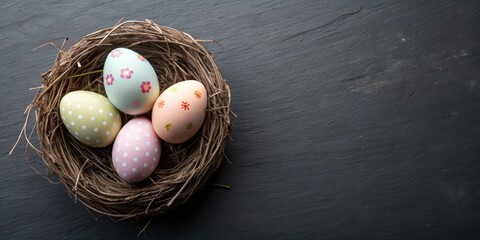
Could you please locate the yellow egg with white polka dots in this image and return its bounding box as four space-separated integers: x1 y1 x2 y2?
59 91 122 147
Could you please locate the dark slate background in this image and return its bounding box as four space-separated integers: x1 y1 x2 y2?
2 0 480 239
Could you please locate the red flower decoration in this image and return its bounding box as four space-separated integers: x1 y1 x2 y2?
110 49 123 58
105 73 114 85
120 68 133 79
137 54 146 62
141 81 151 93
181 101 190 111
194 90 202 99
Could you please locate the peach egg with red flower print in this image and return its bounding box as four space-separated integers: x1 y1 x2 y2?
103 48 160 115
152 80 207 144
112 117 161 183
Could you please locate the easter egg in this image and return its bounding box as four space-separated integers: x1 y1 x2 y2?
152 80 207 144
112 117 161 183
103 48 160 115
59 91 122 147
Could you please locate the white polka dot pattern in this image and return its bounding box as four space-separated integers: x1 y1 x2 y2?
112 117 161 183
59 91 122 147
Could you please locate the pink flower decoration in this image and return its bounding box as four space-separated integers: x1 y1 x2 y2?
140 81 151 93
110 49 123 58
137 54 146 62
105 73 114 85
131 100 140 108
120 68 134 79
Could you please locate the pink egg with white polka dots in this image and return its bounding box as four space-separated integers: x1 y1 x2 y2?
112 117 161 183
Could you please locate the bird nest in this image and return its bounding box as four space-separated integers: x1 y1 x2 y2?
17 19 231 218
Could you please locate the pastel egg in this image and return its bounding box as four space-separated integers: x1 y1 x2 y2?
59 91 122 147
103 48 160 115
152 80 207 144
112 117 161 183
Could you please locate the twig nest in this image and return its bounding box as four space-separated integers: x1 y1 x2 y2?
31 19 231 218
